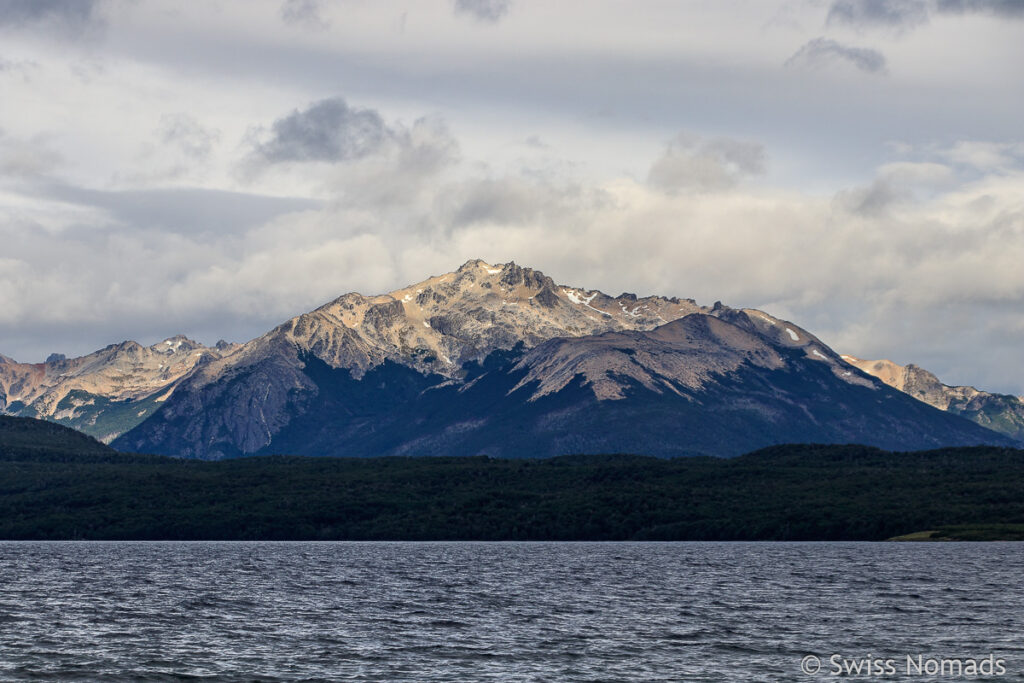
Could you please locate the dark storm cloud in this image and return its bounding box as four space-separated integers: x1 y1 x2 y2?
453 0 512 23
0 0 101 34
785 38 888 74
252 97 392 164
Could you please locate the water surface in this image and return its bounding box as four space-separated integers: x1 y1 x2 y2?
0 542 1021 681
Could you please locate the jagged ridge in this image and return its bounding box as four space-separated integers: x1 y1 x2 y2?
113 261 1016 459
842 355 1024 441
4 260 1018 458
0 336 240 442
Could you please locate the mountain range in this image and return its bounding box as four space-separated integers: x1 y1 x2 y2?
841 355 1024 442
1 260 1019 458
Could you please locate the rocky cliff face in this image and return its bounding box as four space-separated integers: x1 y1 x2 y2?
5 260 1018 457
112 260 708 458
116 304 1015 459
841 356 1024 441
275 259 704 377
0 336 240 442
113 261 1016 459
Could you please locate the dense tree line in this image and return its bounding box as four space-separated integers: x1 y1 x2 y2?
3 416 1024 540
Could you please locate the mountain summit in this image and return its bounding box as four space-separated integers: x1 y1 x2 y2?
0 336 240 442
259 259 704 378
2 261 1016 458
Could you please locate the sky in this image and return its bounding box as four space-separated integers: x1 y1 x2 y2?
1 0 1023 394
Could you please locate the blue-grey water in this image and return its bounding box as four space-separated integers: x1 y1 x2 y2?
0 542 1022 681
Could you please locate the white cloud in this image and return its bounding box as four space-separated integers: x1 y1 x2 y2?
2 0 1024 398
647 133 766 193
5 131 1024 394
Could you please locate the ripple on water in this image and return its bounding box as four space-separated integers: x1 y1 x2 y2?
0 541 1023 681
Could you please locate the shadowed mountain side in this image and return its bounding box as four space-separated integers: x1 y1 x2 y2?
1 415 118 461
115 315 1015 459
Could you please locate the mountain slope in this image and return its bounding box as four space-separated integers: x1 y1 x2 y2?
114 260 706 458
0 415 116 460
114 262 1016 459
842 356 1024 441
260 314 1009 459
0 337 240 442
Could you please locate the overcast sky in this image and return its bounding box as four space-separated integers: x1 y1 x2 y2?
2 0 1023 394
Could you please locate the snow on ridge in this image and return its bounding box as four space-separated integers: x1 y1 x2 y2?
562 289 611 317
785 328 799 341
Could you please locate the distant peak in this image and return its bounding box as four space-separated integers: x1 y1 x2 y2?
456 258 490 271
107 340 143 352
456 258 509 275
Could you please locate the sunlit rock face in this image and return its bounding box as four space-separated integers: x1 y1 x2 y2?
4 260 1016 458
0 336 240 442
842 355 1024 441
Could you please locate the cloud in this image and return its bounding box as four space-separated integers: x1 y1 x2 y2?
826 0 1024 32
785 38 888 74
0 57 37 79
158 114 220 161
647 134 766 193
2 2 1024 397
244 99 459 207
833 161 955 216
250 97 393 165
826 0 931 30
5 141 1024 394
42 184 323 236
280 0 328 30
453 0 512 23
935 0 1024 18
0 0 103 36
322 116 460 212
936 141 1024 171
0 130 62 178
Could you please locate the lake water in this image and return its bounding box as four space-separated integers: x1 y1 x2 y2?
0 542 1022 681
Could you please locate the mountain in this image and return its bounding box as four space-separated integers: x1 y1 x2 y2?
841 355 1024 442
0 336 240 442
107 260 1016 459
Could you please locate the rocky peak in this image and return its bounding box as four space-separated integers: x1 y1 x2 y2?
0 334 241 440
842 353 1024 441
262 260 710 378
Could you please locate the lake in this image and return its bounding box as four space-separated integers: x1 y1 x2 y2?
0 541 1021 681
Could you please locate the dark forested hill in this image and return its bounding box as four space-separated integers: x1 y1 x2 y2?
0 415 118 461
3 419 1024 541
